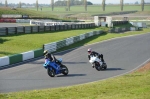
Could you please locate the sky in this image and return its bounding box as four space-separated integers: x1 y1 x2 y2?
0 0 149 4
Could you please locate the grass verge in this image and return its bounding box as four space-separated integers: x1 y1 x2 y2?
0 27 150 57
0 65 150 99
0 27 103 57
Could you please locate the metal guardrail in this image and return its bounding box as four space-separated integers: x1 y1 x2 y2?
0 23 95 36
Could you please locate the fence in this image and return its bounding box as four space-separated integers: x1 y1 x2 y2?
0 23 95 36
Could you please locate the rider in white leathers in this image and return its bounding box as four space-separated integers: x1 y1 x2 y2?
87 48 105 68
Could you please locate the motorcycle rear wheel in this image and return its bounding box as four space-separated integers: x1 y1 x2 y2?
103 63 107 70
47 68 55 77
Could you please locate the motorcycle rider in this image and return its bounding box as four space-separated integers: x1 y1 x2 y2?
87 48 105 67
43 50 56 62
43 50 62 66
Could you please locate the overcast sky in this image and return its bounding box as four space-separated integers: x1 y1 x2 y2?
0 0 149 4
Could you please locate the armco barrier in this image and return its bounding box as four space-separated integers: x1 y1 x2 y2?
0 23 95 36
109 27 138 33
0 30 103 67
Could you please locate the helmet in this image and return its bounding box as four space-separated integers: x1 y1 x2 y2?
87 48 92 53
43 50 48 56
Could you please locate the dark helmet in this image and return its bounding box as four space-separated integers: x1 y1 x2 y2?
43 50 48 56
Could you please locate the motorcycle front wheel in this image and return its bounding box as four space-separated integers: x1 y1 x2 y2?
61 65 69 75
47 68 55 77
94 62 101 71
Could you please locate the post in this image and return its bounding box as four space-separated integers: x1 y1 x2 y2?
6 27 8 35
31 26 33 33
15 27 17 34
23 27 25 33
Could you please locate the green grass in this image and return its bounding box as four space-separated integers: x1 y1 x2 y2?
0 7 57 19
1 4 150 20
113 23 133 28
0 27 104 57
0 27 150 57
0 69 150 99
27 5 150 17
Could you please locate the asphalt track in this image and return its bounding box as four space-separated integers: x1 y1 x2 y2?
0 33 150 93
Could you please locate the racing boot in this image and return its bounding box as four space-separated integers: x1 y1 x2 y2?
92 63 94 68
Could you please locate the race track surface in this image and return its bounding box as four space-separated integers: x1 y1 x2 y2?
0 33 150 93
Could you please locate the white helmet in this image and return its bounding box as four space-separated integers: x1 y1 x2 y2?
87 48 92 52
43 50 48 55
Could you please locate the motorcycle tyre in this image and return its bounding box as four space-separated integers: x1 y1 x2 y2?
103 63 107 70
47 68 55 77
94 62 101 71
61 65 69 75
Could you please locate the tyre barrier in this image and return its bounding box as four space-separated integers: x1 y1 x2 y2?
43 30 103 53
0 23 95 36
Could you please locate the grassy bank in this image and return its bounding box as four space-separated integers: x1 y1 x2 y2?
0 65 150 99
0 7 57 19
0 27 150 57
0 27 102 57
27 5 150 16
1 5 150 19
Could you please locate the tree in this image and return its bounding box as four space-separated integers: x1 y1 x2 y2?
36 0 38 11
102 0 105 11
120 0 124 11
84 0 87 11
135 1 139 4
51 0 54 11
141 0 144 11
54 0 92 6
67 0 70 11
19 1 21 8
5 0 7 7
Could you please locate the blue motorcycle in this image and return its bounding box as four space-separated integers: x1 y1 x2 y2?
43 59 69 77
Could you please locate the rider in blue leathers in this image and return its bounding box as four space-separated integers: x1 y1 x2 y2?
43 50 56 61
43 50 62 66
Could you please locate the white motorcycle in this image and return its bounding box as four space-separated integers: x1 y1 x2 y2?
89 56 107 71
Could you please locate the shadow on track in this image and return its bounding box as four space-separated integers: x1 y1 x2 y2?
63 62 87 64
57 74 86 77
106 68 124 71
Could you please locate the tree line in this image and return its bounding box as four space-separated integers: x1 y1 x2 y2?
44 0 146 12
4 0 145 11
